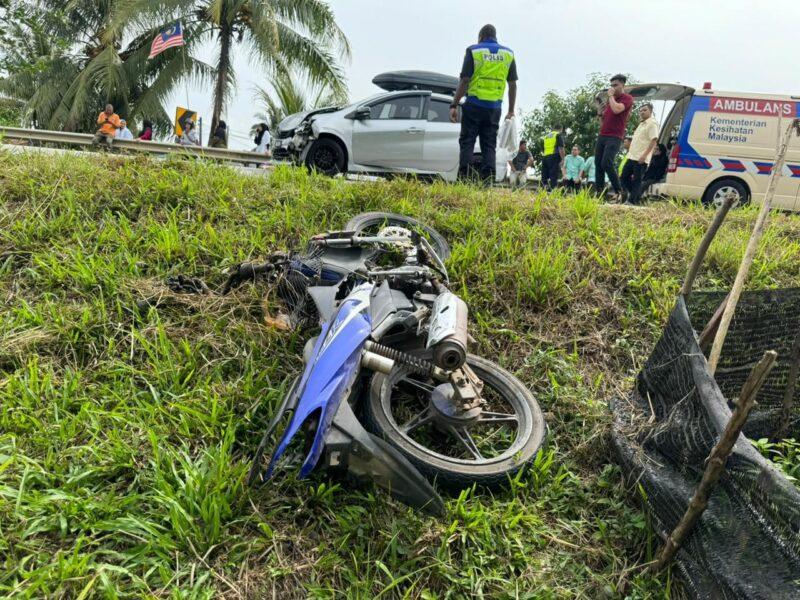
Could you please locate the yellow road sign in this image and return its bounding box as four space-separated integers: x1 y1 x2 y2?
175 107 197 136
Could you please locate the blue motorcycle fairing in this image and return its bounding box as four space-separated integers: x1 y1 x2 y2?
265 284 374 479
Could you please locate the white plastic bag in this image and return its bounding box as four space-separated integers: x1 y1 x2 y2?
495 148 510 182
497 116 518 153
495 117 518 182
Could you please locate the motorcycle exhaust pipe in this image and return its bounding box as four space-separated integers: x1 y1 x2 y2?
427 292 468 370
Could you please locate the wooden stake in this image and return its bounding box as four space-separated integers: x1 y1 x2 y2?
697 292 730 351
681 194 735 296
649 350 777 574
708 119 800 374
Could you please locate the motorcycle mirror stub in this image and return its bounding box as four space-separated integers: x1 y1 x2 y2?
418 235 449 283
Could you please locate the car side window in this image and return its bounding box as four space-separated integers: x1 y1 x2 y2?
369 95 424 120
427 100 452 123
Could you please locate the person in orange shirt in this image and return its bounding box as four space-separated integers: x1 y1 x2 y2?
92 104 121 149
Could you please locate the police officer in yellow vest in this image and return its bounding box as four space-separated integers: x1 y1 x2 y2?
449 24 517 183
541 125 565 191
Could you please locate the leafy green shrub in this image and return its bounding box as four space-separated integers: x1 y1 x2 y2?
753 438 800 482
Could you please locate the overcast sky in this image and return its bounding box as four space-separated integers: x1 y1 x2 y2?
169 0 799 149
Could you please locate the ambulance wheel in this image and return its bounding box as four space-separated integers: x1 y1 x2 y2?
703 179 750 209
306 138 346 176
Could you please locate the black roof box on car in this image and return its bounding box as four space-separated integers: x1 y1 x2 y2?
372 71 459 95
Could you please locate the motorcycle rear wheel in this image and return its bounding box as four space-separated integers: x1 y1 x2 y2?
364 355 546 489
344 212 451 262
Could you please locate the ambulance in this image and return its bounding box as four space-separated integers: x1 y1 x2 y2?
627 83 800 210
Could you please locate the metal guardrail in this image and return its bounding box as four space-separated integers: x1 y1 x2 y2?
0 126 270 166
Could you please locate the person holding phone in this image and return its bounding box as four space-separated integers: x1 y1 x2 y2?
593 74 633 201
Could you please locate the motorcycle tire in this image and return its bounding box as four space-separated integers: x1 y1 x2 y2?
344 212 451 262
364 354 546 489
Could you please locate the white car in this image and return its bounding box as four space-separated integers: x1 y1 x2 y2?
273 71 486 182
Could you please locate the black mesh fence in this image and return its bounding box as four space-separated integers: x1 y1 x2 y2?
612 290 800 598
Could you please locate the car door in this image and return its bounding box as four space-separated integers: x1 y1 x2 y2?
422 98 460 173
351 94 426 170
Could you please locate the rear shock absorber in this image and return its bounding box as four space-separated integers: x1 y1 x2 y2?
363 341 446 380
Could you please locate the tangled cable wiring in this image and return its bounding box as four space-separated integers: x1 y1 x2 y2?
159 229 423 330
162 245 330 329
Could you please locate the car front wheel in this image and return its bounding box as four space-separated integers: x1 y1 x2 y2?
305 138 346 176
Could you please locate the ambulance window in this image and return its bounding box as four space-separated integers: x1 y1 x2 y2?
660 95 691 146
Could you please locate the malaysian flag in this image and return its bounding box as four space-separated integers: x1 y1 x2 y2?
148 21 184 60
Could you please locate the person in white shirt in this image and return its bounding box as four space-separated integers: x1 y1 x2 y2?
116 119 134 140
621 103 659 205
253 122 271 156
179 120 200 146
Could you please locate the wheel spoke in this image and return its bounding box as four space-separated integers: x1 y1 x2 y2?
448 426 484 460
477 411 518 425
397 376 435 394
400 409 433 434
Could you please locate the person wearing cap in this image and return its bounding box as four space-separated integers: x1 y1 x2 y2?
450 24 517 184
117 119 134 140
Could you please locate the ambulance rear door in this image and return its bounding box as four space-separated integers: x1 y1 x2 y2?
625 83 695 146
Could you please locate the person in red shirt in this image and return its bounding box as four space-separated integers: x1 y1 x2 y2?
138 120 153 141
594 74 633 201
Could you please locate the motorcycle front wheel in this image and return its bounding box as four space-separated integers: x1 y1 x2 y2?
344 212 451 262
364 355 546 489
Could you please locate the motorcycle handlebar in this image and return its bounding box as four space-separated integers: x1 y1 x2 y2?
310 235 413 248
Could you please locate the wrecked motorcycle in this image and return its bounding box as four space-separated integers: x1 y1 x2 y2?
232 213 546 515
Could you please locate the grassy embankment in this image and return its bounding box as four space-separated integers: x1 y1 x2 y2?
3 151 800 598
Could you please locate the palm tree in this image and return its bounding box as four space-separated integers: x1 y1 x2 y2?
0 0 211 133
253 70 348 132
113 0 350 142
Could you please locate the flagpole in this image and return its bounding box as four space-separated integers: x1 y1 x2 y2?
182 38 189 111
180 25 195 145
149 21 188 143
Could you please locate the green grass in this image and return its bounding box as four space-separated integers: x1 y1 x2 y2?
3 151 800 598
